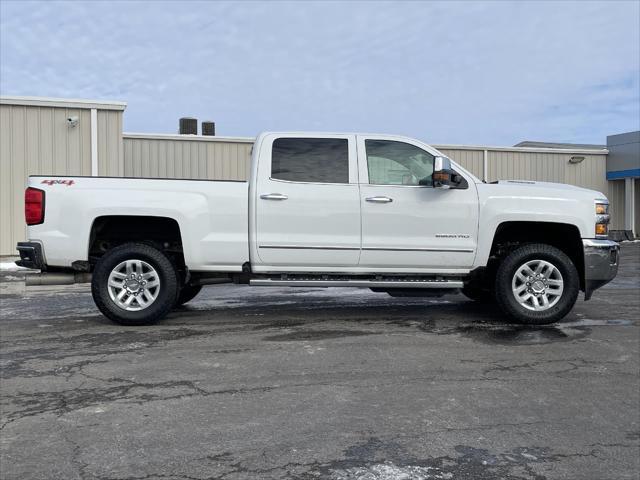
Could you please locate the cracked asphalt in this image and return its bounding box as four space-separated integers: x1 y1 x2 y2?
1 244 639 480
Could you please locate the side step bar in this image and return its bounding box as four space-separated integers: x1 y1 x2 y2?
249 279 463 289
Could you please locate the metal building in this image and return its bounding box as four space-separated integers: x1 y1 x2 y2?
0 96 126 255
606 131 640 239
0 95 637 255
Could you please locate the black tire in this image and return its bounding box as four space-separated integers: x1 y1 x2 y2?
175 285 202 306
495 243 579 325
91 243 179 326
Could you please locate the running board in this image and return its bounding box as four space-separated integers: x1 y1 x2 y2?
249 279 463 289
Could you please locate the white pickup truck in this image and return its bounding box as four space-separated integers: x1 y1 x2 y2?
17 132 619 326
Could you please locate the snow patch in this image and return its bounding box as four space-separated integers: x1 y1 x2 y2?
0 262 29 271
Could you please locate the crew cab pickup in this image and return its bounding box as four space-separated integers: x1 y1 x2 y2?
17 132 619 326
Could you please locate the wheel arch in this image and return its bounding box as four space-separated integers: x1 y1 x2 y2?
87 215 185 269
488 221 585 290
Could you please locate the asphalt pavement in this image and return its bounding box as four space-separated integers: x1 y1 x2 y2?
1 244 639 480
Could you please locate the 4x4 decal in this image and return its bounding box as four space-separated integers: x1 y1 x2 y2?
41 179 75 186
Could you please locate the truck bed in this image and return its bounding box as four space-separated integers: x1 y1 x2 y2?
26 176 250 271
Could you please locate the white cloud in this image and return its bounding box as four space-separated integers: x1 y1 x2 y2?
1 0 638 144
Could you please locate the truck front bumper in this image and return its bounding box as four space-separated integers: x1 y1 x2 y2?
583 239 619 300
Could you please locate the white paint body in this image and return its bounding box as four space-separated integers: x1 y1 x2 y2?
26 132 608 276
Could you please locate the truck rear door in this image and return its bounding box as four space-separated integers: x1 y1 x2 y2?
253 133 361 268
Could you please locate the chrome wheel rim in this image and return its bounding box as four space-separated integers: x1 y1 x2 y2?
108 259 160 311
511 259 563 311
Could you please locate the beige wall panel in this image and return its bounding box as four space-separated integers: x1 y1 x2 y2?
97 110 124 176
565 154 608 194
122 137 253 181
0 105 12 252
437 148 484 179
487 151 608 191
607 180 625 231
0 104 93 254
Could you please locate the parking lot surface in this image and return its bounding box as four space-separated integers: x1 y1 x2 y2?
1 244 639 480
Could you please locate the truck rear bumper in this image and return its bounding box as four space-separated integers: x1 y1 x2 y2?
583 239 619 300
15 241 46 270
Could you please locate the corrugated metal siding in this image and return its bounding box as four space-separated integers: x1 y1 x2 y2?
436 148 484 179
0 104 92 255
123 136 252 180
635 179 639 236
607 180 625 231
97 110 124 176
487 151 608 194
564 154 609 194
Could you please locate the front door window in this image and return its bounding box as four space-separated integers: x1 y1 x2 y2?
365 140 435 186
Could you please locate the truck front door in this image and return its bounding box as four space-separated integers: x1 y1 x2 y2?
253 134 361 268
357 136 478 271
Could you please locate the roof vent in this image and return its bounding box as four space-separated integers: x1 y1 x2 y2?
179 117 197 135
202 121 215 136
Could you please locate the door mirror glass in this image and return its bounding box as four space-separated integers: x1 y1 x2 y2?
433 156 455 188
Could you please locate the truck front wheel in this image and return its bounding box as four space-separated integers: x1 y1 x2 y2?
494 243 579 325
91 243 179 325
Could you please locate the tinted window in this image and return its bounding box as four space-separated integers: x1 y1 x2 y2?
365 140 434 186
272 138 349 183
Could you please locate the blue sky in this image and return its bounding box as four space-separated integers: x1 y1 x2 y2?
1 1 638 145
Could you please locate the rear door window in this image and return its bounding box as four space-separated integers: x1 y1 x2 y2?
271 138 349 183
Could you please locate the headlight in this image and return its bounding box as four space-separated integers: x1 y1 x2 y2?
595 201 610 237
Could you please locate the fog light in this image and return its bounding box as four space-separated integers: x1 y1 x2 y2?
595 223 608 236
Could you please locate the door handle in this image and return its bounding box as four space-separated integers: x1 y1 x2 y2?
260 193 288 201
366 196 393 203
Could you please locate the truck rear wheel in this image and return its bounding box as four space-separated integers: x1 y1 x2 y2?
494 243 579 325
91 243 179 326
175 285 202 306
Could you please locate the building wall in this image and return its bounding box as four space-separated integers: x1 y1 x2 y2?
97 110 125 177
606 131 640 178
436 148 484 179
635 179 640 236
123 134 253 180
0 97 125 255
0 104 94 255
607 180 626 231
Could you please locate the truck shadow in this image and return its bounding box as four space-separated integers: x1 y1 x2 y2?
170 296 632 346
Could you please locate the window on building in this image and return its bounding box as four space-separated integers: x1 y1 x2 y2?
365 140 435 186
271 138 349 183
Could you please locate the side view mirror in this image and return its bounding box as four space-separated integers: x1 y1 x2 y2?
433 156 455 188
